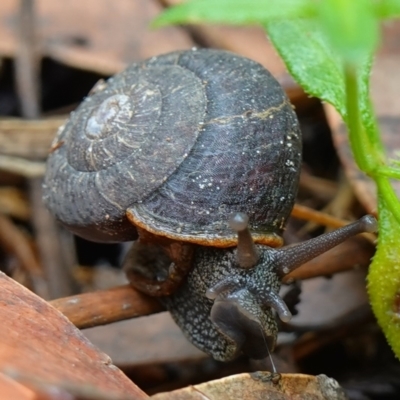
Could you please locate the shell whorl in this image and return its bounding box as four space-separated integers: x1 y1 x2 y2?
43 53 207 242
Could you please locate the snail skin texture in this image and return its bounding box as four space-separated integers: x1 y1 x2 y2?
43 48 378 362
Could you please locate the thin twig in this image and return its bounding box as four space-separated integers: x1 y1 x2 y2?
0 213 48 298
0 117 65 160
15 0 40 118
291 203 376 243
50 285 164 329
0 155 45 177
30 178 79 299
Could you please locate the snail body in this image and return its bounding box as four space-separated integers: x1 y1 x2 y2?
43 49 377 362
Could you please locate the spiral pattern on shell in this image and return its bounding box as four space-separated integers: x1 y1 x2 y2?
44 52 206 241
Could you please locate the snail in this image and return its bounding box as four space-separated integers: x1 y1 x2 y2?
43 48 377 362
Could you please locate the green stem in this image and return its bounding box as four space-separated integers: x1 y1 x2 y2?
362 96 385 156
345 63 400 224
377 165 400 180
376 176 400 223
344 64 375 173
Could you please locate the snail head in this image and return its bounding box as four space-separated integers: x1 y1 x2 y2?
204 212 377 359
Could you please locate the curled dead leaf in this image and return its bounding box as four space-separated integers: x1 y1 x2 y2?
150 372 347 400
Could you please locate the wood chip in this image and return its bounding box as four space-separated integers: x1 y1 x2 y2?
0 272 148 399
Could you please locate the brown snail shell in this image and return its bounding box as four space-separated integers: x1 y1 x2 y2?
43 49 302 247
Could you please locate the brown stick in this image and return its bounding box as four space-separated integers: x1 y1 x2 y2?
50 285 165 329
15 0 41 118
0 117 65 160
283 237 374 282
291 203 376 243
0 213 49 298
30 178 79 299
291 203 351 229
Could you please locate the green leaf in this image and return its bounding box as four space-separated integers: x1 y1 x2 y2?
317 0 379 63
266 20 382 174
266 20 347 116
368 198 400 359
153 0 315 27
376 0 400 19
266 20 375 127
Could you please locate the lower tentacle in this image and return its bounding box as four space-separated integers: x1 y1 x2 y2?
161 281 239 361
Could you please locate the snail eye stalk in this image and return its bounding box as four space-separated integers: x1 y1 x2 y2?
229 212 259 269
273 215 378 277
